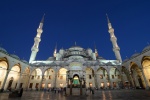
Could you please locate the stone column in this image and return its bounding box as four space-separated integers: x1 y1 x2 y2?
54 73 57 88
94 74 98 88
107 73 112 89
67 79 69 88
141 69 149 89
27 75 31 90
1 70 10 91
39 75 44 89
70 78 73 95
80 78 82 95
16 73 21 89
129 72 135 88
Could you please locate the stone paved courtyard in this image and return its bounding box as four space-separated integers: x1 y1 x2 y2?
0 89 150 100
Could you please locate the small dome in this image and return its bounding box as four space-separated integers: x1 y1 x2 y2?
0 47 7 53
131 53 140 58
97 56 105 60
10 54 20 60
22 60 28 63
142 45 150 52
87 48 92 50
47 57 55 61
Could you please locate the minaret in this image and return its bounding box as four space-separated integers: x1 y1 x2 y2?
53 43 57 57
29 14 45 63
94 43 98 57
106 14 122 63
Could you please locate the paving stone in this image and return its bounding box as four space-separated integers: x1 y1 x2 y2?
0 89 150 100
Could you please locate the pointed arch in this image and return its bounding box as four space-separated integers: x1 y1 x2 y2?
130 62 146 88
0 57 9 89
97 67 108 76
0 57 9 69
141 56 150 87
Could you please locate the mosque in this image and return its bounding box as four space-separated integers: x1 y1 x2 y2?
0 15 150 95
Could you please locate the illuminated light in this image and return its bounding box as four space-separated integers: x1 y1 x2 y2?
60 83 63 87
48 83 51 88
42 83 45 88
107 82 110 86
101 82 104 87
89 83 92 87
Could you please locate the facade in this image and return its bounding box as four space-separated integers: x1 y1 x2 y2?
0 48 32 91
0 15 149 93
121 46 150 89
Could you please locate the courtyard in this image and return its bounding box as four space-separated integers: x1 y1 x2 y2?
0 89 150 100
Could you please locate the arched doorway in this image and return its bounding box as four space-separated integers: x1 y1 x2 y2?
73 74 79 88
6 64 21 90
0 58 8 89
29 68 42 90
86 67 95 88
121 66 130 88
43 68 55 88
141 56 150 87
109 67 121 89
130 62 145 89
97 67 108 89
57 68 67 88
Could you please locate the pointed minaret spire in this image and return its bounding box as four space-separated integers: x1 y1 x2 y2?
106 13 110 24
75 41 77 46
40 13 45 23
106 14 122 63
94 42 98 57
53 43 57 57
29 15 45 63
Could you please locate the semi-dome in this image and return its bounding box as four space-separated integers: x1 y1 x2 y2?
131 53 140 58
142 45 150 52
10 54 20 60
0 47 7 53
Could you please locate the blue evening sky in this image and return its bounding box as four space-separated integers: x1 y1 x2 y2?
0 0 150 61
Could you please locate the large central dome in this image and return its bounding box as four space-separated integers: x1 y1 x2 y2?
69 45 84 51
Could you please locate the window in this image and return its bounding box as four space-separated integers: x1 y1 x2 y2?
49 75 51 79
113 82 116 87
100 75 103 79
37 76 40 79
106 75 109 79
89 75 92 79
112 75 114 79
60 76 63 79
29 83 33 88
35 83 39 88
31 76 34 79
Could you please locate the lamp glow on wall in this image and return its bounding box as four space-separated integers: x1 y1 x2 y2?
89 83 92 87
60 83 63 87
48 83 51 88
107 82 110 86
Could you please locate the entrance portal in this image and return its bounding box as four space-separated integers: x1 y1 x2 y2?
73 75 79 88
